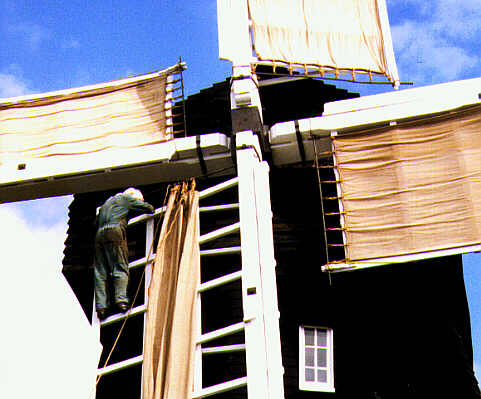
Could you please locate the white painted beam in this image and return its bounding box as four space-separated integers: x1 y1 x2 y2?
236 132 271 399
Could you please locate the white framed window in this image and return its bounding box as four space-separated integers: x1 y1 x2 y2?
299 325 335 392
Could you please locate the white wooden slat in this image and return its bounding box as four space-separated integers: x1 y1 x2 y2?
236 131 273 399
200 246 241 256
129 206 166 226
199 222 240 245
199 203 239 213
254 161 286 399
197 322 245 345
201 344 246 355
194 291 203 395
128 254 155 270
141 218 154 398
192 376 247 399
99 305 147 327
97 355 143 376
199 177 239 199
198 271 242 293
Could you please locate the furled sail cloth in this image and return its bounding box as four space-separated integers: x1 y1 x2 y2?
331 104 481 264
0 65 178 165
142 183 200 399
218 0 399 86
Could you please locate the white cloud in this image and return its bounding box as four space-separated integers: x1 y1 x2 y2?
0 73 29 98
0 199 101 399
7 22 51 50
61 38 81 49
0 199 69 274
390 1 481 85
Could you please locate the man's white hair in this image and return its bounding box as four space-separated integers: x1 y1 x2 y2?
123 187 144 201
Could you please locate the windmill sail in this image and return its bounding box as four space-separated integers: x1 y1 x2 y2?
331 104 481 265
218 0 400 86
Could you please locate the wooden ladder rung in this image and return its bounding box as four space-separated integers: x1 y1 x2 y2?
199 177 239 199
192 376 247 398
199 203 239 213
197 322 245 345
198 271 242 293
97 355 143 376
199 222 240 245
128 255 155 270
201 344 246 355
200 246 241 256
100 305 147 327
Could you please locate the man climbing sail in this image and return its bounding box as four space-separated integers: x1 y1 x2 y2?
94 188 155 320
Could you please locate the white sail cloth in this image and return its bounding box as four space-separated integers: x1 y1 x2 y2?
142 184 200 399
332 105 481 262
0 68 174 165
218 0 399 85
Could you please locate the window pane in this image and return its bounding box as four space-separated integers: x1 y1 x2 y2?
317 369 327 383
305 328 314 346
305 348 315 366
305 368 315 382
317 348 327 367
317 329 327 347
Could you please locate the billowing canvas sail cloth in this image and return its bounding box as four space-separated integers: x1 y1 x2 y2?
332 104 481 262
142 183 200 399
247 0 398 84
0 66 176 164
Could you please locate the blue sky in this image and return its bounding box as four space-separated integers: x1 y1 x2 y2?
1 0 481 387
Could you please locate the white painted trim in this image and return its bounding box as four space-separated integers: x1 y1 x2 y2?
200 246 242 257
237 136 271 399
198 271 243 293
197 322 245 345
199 222 240 245
1 132 232 203
141 218 154 399
99 305 147 327
199 203 239 213
97 355 143 377
192 376 248 399
199 177 239 199
194 291 203 395
236 132 285 399
299 326 335 393
201 344 246 354
129 206 166 226
324 76 481 116
127 255 155 270
323 244 481 273
254 161 285 399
